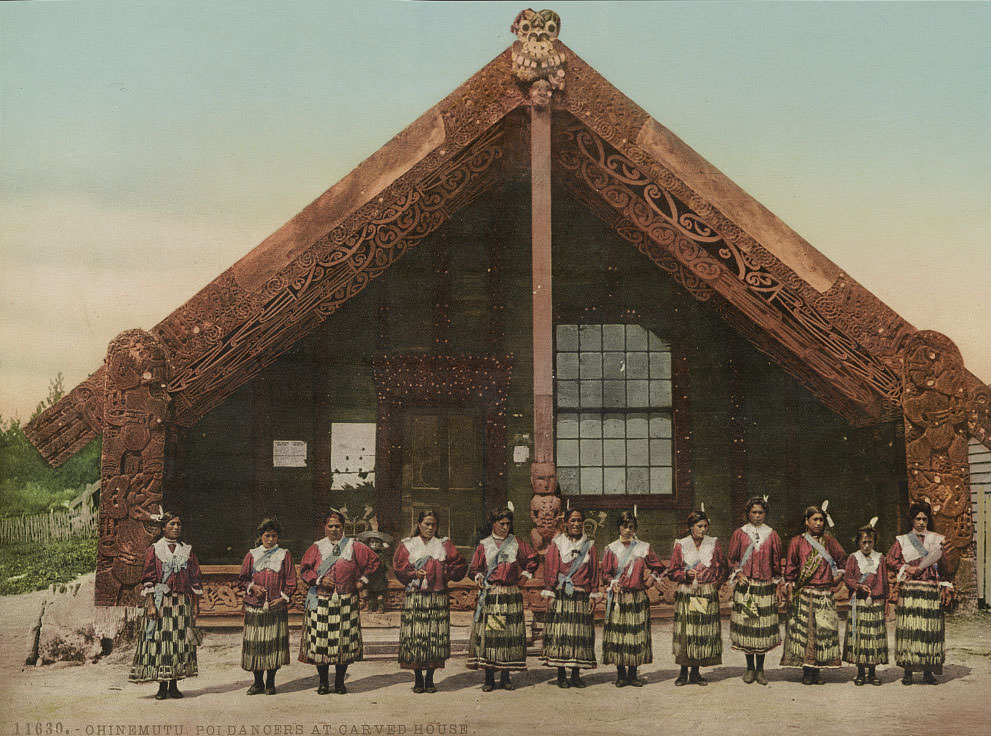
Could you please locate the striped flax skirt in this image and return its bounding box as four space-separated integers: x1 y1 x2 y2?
541 589 596 669
673 583 722 667
241 604 291 671
842 597 889 665
467 584 527 671
129 592 198 683
298 592 363 666
895 581 944 673
602 589 652 667
399 590 452 669
780 586 841 668
730 580 781 653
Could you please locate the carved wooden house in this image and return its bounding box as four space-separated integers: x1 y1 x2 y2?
25 11 991 614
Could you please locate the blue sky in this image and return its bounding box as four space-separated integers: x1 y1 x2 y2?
1 1 989 421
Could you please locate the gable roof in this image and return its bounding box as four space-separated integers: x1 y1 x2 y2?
25 41 991 465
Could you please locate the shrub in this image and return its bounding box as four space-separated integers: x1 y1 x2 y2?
0 536 97 596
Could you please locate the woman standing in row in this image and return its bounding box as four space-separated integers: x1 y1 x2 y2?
468 507 539 692
238 518 296 695
668 509 727 686
393 509 468 693
299 509 380 694
727 496 782 685
842 521 888 685
601 511 665 687
540 507 600 688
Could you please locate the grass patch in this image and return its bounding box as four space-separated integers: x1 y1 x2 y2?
0 536 96 595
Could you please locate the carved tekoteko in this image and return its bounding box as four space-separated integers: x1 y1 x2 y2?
511 8 565 93
97 329 172 606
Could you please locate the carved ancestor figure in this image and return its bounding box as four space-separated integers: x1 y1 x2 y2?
511 8 565 91
529 461 563 552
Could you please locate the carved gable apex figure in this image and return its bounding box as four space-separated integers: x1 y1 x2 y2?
511 8 565 91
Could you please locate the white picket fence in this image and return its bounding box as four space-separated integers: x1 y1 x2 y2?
0 504 97 545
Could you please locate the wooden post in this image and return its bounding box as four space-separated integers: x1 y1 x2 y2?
531 100 554 465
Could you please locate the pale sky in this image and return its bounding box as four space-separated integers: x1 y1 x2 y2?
1 1 989 423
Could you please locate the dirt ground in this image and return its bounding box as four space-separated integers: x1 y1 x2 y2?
1 589 989 736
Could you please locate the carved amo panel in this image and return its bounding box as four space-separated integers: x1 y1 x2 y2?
97 330 172 606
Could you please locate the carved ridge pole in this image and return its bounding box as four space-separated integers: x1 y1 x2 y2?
511 9 567 554
97 329 172 606
898 330 976 607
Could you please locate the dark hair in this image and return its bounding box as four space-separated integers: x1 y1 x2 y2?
255 517 281 546
324 509 347 526
154 510 181 541
617 510 638 531
855 525 877 544
804 505 826 521
744 497 769 515
686 510 709 528
564 507 585 524
908 501 933 530
412 509 440 538
488 506 514 534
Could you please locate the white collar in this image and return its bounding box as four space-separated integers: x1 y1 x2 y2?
154 537 191 566
554 534 588 561
741 523 772 548
482 534 518 564
403 535 447 561
678 535 716 568
316 536 354 560
250 545 287 572
897 530 944 562
607 538 647 558
853 549 882 574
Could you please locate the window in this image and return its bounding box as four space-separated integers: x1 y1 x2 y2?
330 423 376 489
555 324 673 496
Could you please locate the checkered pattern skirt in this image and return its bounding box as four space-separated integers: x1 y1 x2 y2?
241 604 291 672
467 584 527 671
730 580 781 653
541 589 597 669
895 581 944 673
602 589 652 666
780 586 842 668
398 590 451 669
298 592 363 666
129 592 198 683
673 583 722 667
842 597 889 665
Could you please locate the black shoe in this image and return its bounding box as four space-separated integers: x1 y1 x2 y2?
689 674 708 687
155 684 168 701
317 684 331 695
853 675 865 686
870 675 882 686
615 677 628 687
247 683 264 695
922 671 938 685
481 683 494 692
424 684 437 694
265 686 276 695
743 669 756 684
902 672 912 686
801 670 814 686
570 673 586 688
501 678 515 691
556 677 570 689
334 683 347 694
413 684 424 694
674 675 688 687
627 675 646 687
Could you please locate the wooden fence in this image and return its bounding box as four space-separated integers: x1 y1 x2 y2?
0 505 97 545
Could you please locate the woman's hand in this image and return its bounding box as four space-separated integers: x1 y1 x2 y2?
735 573 748 587
687 568 698 579
415 569 428 580
248 583 262 598
146 598 159 619
318 578 335 594
192 597 200 618
906 565 920 577
587 597 597 615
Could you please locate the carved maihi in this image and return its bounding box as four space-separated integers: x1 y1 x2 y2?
511 8 565 98
899 331 973 575
98 329 173 606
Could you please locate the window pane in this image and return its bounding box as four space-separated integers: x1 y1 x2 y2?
580 439 603 465
559 467 580 494
557 324 579 351
558 380 579 407
581 467 603 494
626 351 649 378
627 380 649 407
602 352 625 380
603 467 626 494
627 439 649 466
557 413 579 438
557 352 579 380
602 324 626 351
627 414 648 438
650 466 673 494
650 379 672 408
580 352 602 379
602 413 625 438
626 324 648 350
650 439 672 465
557 439 579 467
579 414 602 438
579 324 601 351
330 422 377 490
627 466 649 492
603 380 626 408
603 439 626 466
650 351 672 379
580 380 603 408
649 414 672 438
648 331 669 351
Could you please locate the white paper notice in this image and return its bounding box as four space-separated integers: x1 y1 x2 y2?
273 440 307 467
512 445 530 464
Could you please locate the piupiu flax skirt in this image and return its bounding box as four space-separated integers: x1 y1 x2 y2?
842 597 889 665
895 581 944 673
602 590 652 667
467 584 527 671
298 592 363 666
399 590 452 669
730 580 781 653
241 604 291 671
780 586 841 668
129 593 198 683
541 589 596 669
673 583 722 667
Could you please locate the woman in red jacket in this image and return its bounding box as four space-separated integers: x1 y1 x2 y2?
393 509 468 693
842 521 888 685
238 518 297 695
